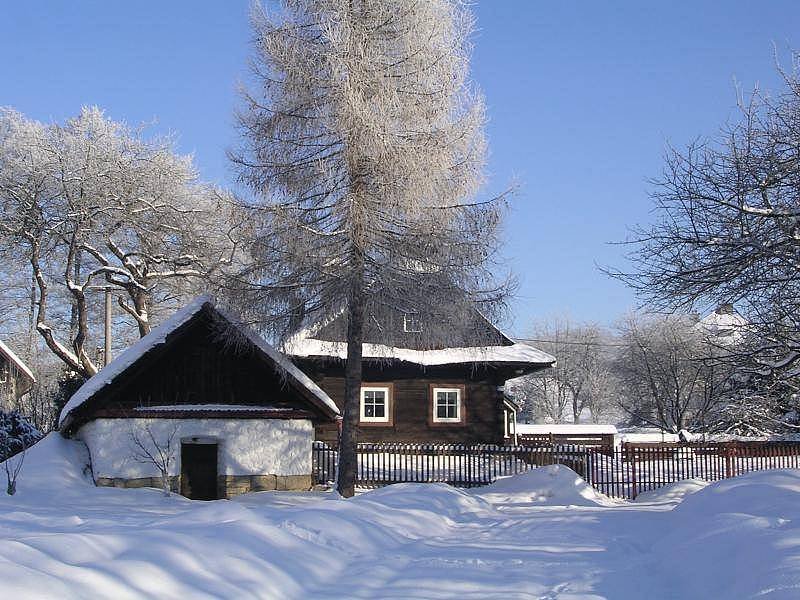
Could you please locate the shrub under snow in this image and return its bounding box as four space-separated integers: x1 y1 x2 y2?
0 410 42 462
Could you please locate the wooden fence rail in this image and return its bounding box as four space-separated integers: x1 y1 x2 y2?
312 441 800 500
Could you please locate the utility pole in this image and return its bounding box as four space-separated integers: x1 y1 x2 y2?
104 288 112 366
89 285 114 367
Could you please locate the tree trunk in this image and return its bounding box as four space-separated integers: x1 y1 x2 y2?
27 273 36 356
119 287 151 338
161 469 170 496
69 253 81 339
30 241 90 378
337 275 365 498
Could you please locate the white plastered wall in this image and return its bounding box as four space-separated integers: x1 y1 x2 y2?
77 418 314 480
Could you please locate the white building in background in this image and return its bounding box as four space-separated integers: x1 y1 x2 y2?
695 303 749 345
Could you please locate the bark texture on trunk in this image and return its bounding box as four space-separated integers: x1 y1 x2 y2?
337 278 365 498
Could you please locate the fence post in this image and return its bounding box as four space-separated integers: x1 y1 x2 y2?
722 444 733 479
628 443 638 500
585 447 592 484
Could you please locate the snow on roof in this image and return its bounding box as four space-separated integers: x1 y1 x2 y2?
284 338 555 367
696 307 748 340
0 339 35 385
59 296 340 428
516 423 618 435
133 404 288 412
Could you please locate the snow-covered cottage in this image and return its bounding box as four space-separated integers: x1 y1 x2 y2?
0 340 35 409
285 310 555 445
58 297 340 499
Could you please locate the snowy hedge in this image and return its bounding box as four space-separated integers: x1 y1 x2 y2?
0 410 43 461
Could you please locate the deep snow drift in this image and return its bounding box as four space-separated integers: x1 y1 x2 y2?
2 434 800 598
476 464 619 507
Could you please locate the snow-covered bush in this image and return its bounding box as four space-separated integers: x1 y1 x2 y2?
0 410 42 495
0 410 42 462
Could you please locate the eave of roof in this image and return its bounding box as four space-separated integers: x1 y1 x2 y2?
284 338 556 367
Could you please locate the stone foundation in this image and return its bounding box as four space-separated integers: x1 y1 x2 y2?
95 474 312 498
95 476 179 492
219 474 312 496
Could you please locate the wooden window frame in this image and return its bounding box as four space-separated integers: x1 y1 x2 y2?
428 384 467 426
359 383 394 427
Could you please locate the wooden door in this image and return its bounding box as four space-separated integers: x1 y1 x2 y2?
180 443 218 500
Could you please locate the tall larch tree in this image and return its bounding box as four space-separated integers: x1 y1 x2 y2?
231 0 510 497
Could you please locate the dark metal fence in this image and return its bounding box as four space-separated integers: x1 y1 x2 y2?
313 440 800 500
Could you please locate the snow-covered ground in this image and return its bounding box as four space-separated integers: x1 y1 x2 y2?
3 434 800 598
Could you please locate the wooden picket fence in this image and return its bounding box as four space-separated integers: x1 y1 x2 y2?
589 442 800 499
312 440 800 500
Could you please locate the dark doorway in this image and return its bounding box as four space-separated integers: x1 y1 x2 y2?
180 442 218 500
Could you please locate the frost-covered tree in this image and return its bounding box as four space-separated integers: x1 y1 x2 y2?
0 107 239 379
231 0 509 496
510 319 618 424
613 313 733 432
613 53 800 419
525 318 612 423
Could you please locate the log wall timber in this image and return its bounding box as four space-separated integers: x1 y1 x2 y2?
301 361 513 445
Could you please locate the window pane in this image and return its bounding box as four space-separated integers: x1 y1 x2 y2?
362 389 388 420
435 390 459 420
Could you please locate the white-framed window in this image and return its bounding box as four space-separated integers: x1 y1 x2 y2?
403 312 421 333
432 387 461 423
360 386 390 423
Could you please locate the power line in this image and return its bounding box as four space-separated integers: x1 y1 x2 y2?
516 337 626 348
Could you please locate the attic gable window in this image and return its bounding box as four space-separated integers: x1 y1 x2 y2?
360 386 391 424
403 312 421 333
431 386 463 424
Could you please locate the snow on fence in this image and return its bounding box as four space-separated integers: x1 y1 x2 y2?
312 441 800 499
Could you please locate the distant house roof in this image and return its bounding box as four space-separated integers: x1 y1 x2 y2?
0 339 35 395
516 423 618 435
695 304 748 344
59 296 340 429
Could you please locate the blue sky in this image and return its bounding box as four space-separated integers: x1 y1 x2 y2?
2 2 798 334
